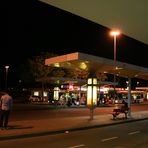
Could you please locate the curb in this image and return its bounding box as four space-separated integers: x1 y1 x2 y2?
0 117 148 141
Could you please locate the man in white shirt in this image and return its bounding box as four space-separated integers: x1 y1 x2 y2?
0 92 13 130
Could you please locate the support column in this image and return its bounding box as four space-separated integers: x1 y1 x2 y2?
127 77 131 118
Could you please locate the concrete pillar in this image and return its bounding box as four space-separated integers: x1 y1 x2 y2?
127 77 131 118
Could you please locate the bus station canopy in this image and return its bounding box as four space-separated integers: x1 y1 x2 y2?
45 52 148 81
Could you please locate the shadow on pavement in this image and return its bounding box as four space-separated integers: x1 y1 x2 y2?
8 125 33 130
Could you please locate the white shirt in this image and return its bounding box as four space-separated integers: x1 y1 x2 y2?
0 94 13 110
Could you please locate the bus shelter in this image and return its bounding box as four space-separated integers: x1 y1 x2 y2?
45 52 148 119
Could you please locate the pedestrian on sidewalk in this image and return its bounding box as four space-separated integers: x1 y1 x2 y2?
0 91 13 130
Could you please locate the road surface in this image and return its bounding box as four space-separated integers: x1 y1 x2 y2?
0 119 148 148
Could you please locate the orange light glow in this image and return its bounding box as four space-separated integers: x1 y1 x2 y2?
110 31 120 36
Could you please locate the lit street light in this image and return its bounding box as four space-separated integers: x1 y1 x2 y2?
5 65 9 90
110 31 120 65
87 75 98 120
110 30 120 102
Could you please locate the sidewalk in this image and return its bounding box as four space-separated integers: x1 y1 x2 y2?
0 110 148 141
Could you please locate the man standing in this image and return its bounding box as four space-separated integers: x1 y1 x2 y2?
0 92 13 130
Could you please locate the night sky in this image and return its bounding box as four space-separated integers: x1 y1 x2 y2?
3 0 148 87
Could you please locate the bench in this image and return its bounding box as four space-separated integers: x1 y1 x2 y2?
112 106 129 119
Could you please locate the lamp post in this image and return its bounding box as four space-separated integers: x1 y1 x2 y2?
110 31 120 102
87 75 98 120
5 65 9 90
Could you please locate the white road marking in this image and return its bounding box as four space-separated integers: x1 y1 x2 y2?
68 144 85 148
101 136 118 142
128 131 140 135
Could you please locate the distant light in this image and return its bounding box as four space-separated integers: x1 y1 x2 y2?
65 131 69 134
5 65 9 69
104 71 108 73
54 63 60 67
43 92 47 97
54 87 59 100
115 67 123 70
69 84 74 90
110 31 120 36
80 62 87 70
34 91 39 96
115 100 118 103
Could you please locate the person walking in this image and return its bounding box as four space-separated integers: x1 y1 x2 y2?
0 92 13 130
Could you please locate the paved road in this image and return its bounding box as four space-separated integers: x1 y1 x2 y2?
1 119 148 148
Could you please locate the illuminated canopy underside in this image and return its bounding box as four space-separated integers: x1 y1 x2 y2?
45 52 148 80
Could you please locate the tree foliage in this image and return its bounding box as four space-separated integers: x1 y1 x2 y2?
29 52 55 82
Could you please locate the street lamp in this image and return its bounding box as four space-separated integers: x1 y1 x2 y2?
110 31 120 102
5 65 9 90
110 31 120 65
87 75 98 120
